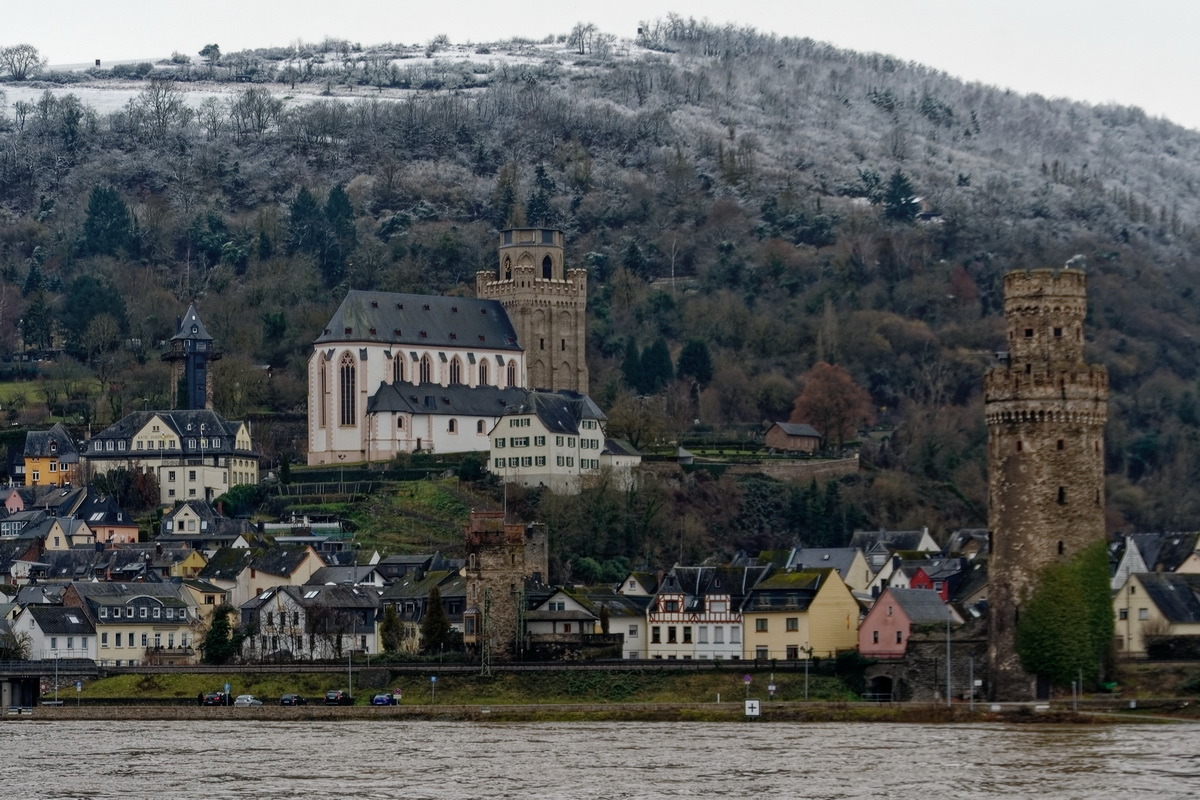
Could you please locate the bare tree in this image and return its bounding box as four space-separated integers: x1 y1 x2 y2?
0 44 46 80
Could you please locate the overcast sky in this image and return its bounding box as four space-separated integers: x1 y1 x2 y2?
8 0 1199 130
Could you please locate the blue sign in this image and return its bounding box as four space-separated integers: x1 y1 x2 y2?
743 674 752 684
430 675 437 683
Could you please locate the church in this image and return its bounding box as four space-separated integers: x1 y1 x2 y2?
307 228 589 465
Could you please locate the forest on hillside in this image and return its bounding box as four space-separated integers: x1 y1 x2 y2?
2 17 1200 568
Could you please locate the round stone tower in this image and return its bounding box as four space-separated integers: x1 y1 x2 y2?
985 267 1108 700
476 228 588 393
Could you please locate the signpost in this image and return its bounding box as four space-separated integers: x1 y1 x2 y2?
744 699 761 718
430 675 437 704
743 674 752 700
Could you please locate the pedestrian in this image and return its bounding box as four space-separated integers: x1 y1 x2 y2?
196 691 204 706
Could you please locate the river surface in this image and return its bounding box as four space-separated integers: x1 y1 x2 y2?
2 720 1197 799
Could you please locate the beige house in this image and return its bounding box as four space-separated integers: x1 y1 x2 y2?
1113 572 1200 656
198 545 325 609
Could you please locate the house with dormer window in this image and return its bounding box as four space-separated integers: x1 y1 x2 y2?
23 423 80 488
240 583 381 659
85 410 260 505
13 604 96 660
63 581 199 666
647 565 769 660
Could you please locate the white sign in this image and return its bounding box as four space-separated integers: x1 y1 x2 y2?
744 699 761 717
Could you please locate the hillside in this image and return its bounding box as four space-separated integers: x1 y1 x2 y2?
2 18 1200 564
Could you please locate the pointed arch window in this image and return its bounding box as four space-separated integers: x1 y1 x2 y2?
339 352 356 426
450 357 463 385
504 256 512 281
393 356 404 384
542 255 553 279
319 360 328 427
507 360 518 388
479 359 490 386
420 354 433 384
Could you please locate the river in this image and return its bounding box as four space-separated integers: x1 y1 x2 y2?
2 720 1196 798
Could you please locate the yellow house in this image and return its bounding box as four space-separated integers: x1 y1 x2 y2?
741 568 860 660
23 423 80 488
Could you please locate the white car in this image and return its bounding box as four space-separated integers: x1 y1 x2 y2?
233 694 263 707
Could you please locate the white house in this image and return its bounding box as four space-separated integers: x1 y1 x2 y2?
12 604 96 661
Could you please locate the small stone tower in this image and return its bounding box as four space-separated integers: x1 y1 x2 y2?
476 228 589 393
985 267 1108 700
462 511 548 664
162 304 221 410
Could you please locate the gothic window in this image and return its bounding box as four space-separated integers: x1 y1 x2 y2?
420 354 433 384
393 356 404 383
479 359 490 386
542 255 552 279
319 361 328 427
504 256 512 281
507 360 518 387
339 353 356 426
450 357 463 385
476 420 485 434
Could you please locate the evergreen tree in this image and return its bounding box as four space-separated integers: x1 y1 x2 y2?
676 339 714 387
60 275 129 360
321 184 356 286
622 240 648 277
420 586 453 655
22 253 44 297
621 339 644 393
379 604 403 653
882 169 919 223
526 188 552 227
641 337 674 393
200 604 245 664
81 185 132 257
20 293 54 352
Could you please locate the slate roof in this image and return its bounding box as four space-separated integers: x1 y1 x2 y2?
314 291 521 349
70 581 190 609
741 568 834 612
788 548 860 578
198 547 253 581
850 529 935 552
367 382 528 417
89 410 255 456
306 565 379 585
517 390 606 434
23 423 79 462
1139 573 1200 623
657 565 771 611
27 604 95 635
171 304 214 342
603 437 640 457
884 587 956 624
1131 532 1200 572
75 493 135 527
770 422 821 438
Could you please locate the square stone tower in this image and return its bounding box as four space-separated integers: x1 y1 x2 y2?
985 267 1108 700
462 510 548 662
476 228 588 394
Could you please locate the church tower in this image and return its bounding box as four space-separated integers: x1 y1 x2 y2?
162 304 221 410
985 267 1108 700
476 228 588 394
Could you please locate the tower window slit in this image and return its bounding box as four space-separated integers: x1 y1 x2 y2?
1057 487 1066 504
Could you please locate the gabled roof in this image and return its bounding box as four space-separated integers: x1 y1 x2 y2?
658 565 771 607
26 604 95 635
24 423 79 461
603 437 640 457
70 580 189 606
851 528 937 553
1130 532 1200 573
251 546 316 578
306 565 379 586
315 290 520 349
198 547 253 581
881 587 956 624
380 569 463 601
512 390 606 435
1138 572 1200 623
769 421 821 438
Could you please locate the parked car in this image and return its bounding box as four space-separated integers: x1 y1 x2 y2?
370 693 398 706
324 690 353 705
233 694 263 707
279 693 308 706
202 691 229 706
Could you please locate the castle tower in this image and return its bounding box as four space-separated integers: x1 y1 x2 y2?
985 267 1108 700
162 304 221 410
461 511 548 663
476 228 589 393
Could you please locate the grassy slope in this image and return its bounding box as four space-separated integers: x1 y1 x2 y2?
344 479 500 556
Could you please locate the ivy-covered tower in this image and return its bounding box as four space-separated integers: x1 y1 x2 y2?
985 267 1108 700
163 304 221 410
476 228 588 393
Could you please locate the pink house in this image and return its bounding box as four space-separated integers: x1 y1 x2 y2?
858 587 958 658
